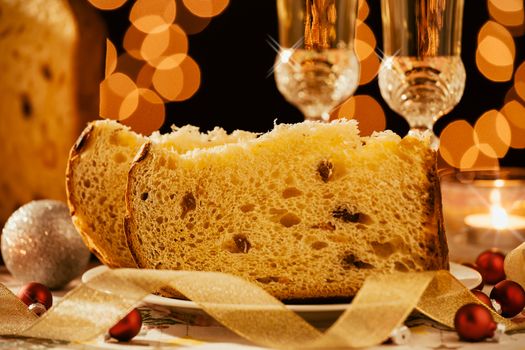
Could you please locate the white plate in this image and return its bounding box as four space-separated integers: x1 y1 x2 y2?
82 262 481 326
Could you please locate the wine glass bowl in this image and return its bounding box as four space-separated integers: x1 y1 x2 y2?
378 56 466 134
378 0 465 148
274 0 360 122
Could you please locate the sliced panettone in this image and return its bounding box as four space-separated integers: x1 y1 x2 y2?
0 0 105 226
66 120 257 267
125 120 448 300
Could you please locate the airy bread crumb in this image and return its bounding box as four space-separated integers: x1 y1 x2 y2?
66 120 257 267
125 120 448 299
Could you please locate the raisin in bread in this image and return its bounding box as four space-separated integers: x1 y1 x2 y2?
125 120 449 300
66 120 257 267
0 0 104 226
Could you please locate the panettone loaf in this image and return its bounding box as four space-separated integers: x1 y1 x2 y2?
66 120 257 267
125 120 448 300
0 0 104 226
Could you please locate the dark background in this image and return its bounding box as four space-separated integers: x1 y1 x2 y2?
99 0 525 167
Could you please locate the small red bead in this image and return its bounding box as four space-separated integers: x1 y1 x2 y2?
476 249 506 285
490 280 525 318
17 282 53 310
109 309 142 342
471 290 493 309
454 303 496 342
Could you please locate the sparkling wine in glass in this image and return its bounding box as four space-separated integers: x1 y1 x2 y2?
378 0 466 148
274 0 360 122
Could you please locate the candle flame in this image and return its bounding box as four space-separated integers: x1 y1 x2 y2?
490 203 509 230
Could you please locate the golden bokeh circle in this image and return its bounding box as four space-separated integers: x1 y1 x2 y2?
331 95 385 136
105 39 118 78
357 0 369 22
501 100 525 148
120 89 166 135
355 20 376 61
152 64 185 101
123 25 147 60
515 61 525 102
87 0 127 11
182 0 229 18
145 25 189 67
476 21 515 82
100 73 139 120
439 120 476 169
488 0 524 29
473 110 510 158
130 0 177 34
358 52 379 86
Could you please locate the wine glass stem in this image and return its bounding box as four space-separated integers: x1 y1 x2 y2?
303 111 331 122
408 124 439 150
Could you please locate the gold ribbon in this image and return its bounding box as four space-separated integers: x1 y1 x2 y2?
1 268 524 349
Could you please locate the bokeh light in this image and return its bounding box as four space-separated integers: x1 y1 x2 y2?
137 63 156 89
123 25 147 60
88 0 127 11
473 110 511 158
120 89 166 135
355 20 376 61
182 0 229 18
515 61 525 102
357 0 369 21
439 119 502 170
488 0 525 36
174 0 211 34
355 19 378 85
476 21 515 82
174 56 201 101
130 0 177 34
504 87 524 105
501 100 525 148
144 25 189 67
153 56 201 102
114 53 144 81
100 73 139 120
105 39 117 78
140 29 171 61
152 63 184 101
439 120 477 169
331 95 386 136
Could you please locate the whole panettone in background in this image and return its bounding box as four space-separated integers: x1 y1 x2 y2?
126 120 449 300
0 0 105 227
66 120 257 267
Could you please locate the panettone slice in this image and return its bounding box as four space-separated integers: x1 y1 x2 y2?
125 120 448 300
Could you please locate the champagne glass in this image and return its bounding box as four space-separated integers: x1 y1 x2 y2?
378 0 466 148
274 0 360 122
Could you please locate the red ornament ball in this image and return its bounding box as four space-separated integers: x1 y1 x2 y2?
471 290 493 309
490 280 525 318
454 303 496 342
17 282 53 310
476 249 506 285
109 309 142 342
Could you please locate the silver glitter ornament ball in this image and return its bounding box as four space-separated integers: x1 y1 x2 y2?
1 200 90 289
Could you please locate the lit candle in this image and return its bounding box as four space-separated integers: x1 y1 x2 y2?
464 189 525 249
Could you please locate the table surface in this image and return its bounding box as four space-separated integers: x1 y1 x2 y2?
1 265 525 350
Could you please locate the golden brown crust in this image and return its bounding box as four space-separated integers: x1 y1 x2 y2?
65 122 100 259
432 159 449 269
65 122 95 218
132 141 152 164
422 151 449 270
71 122 95 156
125 141 153 268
